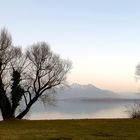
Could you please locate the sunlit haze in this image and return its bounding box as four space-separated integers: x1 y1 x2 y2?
1 0 140 92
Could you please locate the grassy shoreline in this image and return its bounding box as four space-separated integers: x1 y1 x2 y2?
0 119 140 140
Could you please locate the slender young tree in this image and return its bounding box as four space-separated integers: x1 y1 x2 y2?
0 28 71 120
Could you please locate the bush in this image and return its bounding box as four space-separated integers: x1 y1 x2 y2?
127 103 140 119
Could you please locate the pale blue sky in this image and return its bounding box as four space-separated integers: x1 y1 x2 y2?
0 0 140 92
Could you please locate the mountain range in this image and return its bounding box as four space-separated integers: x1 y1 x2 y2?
56 83 140 100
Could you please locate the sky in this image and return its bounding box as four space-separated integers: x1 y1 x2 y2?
0 0 140 92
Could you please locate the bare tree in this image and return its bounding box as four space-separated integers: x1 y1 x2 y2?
129 62 140 119
0 28 72 120
127 102 140 119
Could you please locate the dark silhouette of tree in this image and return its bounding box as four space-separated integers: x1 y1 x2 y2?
0 28 72 120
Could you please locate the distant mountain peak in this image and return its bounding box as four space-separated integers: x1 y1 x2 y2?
56 83 139 100
57 83 118 99
71 83 98 89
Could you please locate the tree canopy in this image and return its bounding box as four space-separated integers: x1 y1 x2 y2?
0 28 72 120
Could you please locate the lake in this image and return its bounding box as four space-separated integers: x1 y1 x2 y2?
26 99 140 120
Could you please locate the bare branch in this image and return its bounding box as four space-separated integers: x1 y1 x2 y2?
23 93 28 107
0 28 72 120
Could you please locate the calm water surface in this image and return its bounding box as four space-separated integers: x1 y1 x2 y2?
27 99 138 120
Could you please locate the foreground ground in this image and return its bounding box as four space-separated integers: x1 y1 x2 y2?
0 119 140 140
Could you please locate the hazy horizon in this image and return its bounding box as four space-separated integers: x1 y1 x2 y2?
1 0 140 92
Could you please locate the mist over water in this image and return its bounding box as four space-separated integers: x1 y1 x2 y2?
27 99 136 120
24 84 140 120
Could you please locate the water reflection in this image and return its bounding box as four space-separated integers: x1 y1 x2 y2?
26 99 138 120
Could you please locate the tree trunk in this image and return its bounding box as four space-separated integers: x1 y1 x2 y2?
0 96 14 120
16 106 30 119
1 107 15 120
16 96 39 119
0 75 14 120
